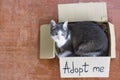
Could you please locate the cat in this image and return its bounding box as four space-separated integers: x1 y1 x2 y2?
50 20 108 57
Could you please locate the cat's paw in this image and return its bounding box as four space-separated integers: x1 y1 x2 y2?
58 51 72 57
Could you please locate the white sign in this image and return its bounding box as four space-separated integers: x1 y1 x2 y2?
59 57 110 78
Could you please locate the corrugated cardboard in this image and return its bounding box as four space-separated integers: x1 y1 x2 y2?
108 22 116 58
59 57 110 78
40 2 116 77
58 2 107 22
40 25 55 59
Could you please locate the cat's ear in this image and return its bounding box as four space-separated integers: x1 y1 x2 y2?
50 20 56 29
63 21 68 30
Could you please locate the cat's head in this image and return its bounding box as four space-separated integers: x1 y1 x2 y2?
50 20 69 45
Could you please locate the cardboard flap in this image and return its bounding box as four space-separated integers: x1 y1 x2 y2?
108 23 116 58
59 57 110 78
58 2 107 22
40 24 55 59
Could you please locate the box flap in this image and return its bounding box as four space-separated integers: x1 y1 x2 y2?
108 22 116 58
40 24 55 59
59 57 110 78
58 2 107 22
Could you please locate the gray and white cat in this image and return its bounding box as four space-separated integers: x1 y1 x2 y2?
50 20 108 57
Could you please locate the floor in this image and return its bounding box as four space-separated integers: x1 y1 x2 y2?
0 0 120 80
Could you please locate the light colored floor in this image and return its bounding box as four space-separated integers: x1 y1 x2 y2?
0 0 120 80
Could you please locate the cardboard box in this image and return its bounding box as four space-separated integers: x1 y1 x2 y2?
40 2 116 78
